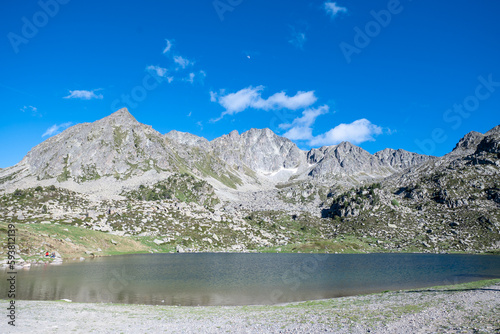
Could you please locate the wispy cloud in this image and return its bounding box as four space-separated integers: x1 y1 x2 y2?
20 105 38 113
42 122 72 137
210 86 317 121
163 39 173 54
161 39 203 84
146 65 168 77
289 27 307 50
173 56 193 69
183 71 206 84
280 105 330 140
210 91 218 102
324 2 347 19
64 90 103 100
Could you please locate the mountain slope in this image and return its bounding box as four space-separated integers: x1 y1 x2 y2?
324 124 500 253
0 109 434 198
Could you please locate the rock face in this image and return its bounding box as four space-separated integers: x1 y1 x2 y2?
307 142 389 180
0 108 438 196
450 131 485 155
165 130 209 147
211 128 307 173
374 148 434 170
21 109 177 182
324 124 500 253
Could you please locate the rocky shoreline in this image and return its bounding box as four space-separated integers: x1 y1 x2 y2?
2 280 499 333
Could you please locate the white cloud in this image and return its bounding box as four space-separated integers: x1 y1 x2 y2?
20 105 37 113
146 65 168 77
289 28 306 49
309 119 383 146
42 122 72 137
163 39 173 54
280 107 383 146
64 90 103 100
324 2 347 18
281 105 329 140
211 86 317 121
187 111 192 117
173 56 192 69
210 91 218 102
183 71 206 84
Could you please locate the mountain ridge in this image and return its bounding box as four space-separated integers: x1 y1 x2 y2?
0 109 498 256
0 108 462 199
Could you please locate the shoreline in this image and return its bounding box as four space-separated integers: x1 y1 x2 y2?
3 248 499 270
2 279 499 333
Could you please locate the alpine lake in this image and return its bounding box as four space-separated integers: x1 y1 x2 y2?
2 253 499 306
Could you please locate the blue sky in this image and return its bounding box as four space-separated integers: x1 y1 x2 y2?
1 0 499 168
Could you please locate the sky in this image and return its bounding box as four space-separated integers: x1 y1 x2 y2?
1 0 499 168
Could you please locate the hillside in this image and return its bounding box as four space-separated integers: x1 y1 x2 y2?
0 109 498 263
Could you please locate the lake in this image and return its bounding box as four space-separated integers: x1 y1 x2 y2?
2 253 499 306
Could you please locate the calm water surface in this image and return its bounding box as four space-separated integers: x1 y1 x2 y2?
2 253 499 306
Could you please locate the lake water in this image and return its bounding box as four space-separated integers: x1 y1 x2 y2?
2 253 499 306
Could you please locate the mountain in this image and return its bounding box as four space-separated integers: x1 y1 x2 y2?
324 124 500 253
0 108 433 195
0 109 498 257
22 109 177 181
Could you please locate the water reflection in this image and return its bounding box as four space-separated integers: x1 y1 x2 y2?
1 253 499 306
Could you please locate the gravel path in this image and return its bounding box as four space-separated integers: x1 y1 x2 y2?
2 283 499 333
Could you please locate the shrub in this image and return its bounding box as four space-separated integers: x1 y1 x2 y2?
391 199 400 207
14 189 24 196
35 186 43 192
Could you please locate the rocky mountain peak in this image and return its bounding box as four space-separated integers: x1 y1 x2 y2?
374 148 434 170
451 131 485 155
486 125 500 135
165 130 208 147
0 109 475 195
101 108 138 126
242 128 275 138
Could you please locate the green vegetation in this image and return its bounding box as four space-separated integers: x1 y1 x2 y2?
77 164 101 182
57 154 72 182
194 154 242 189
0 221 149 261
113 126 127 147
123 173 220 207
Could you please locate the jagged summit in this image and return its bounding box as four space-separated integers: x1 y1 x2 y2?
165 130 209 146
451 131 485 155
374 147 434 170
100 108 139 125
0 109 450 195
486 124 500 135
